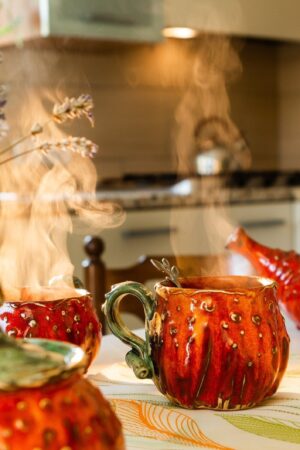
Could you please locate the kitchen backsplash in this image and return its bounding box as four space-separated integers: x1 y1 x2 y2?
278 43 300 170
0 36 295 178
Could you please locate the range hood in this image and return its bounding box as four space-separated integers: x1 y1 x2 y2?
0 0 164 45
4 0 300 46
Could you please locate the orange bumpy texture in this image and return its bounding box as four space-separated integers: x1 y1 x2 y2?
0 374 125 450
149 276 289 409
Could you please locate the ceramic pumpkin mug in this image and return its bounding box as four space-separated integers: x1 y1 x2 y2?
103 276 290 410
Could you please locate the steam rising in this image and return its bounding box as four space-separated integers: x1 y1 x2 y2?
175 35 243 174
171 35 250 274
0 93 124 298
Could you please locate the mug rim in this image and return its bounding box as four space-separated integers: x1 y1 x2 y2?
155 275 277 295
1 286 90 303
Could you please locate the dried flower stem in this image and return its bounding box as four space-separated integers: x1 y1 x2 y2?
0 136 98 166
0 95 96 166
0 94 95 157
0 148 39 165
0 119 51 157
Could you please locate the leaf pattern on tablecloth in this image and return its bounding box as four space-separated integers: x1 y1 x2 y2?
111 399 231 449
220 414 300 444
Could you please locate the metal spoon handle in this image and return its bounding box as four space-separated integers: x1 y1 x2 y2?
150 258 182 288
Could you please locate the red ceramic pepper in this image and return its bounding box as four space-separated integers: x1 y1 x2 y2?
0 287 101 367
226 227 300 328
0 335 125 450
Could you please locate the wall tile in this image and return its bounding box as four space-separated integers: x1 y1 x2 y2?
1 37 280 177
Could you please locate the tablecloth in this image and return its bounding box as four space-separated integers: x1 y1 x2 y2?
88 318 300 450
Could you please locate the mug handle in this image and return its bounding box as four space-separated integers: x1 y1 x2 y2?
103 281 155 379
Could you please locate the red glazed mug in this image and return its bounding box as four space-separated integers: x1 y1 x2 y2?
0 286 101 368
103 276 289 410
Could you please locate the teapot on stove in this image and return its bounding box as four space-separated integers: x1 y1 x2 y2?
194 116 251 175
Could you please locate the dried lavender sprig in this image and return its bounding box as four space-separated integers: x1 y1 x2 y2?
39 137 98 158
0 94 94 156
52 94 94 126
0 136 98 166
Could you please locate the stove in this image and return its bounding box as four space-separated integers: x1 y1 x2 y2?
96 171 300 209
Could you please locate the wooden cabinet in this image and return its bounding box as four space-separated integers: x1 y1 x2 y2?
165 0 300 42
0 0 163 45
170 201 293 255
40 0 163 42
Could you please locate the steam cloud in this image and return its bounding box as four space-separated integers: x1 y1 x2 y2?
171 35 252 275
0 73 124 299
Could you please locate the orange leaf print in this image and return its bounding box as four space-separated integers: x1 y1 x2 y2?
111 399 232 449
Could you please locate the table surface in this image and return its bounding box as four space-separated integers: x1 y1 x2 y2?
88 318 300 450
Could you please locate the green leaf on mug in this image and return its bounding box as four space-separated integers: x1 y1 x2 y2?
219 414 300 444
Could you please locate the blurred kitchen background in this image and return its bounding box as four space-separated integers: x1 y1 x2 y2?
2 0 300 278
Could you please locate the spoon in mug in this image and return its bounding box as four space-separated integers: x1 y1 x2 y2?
150 258 182 288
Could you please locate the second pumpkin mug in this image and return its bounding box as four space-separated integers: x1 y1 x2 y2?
103 276 289 410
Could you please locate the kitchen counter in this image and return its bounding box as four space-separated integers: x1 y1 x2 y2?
96 173 296 210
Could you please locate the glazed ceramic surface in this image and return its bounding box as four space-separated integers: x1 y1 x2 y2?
0 291 101 367
227 227 300 329
0 338 125 450
104 276 289 410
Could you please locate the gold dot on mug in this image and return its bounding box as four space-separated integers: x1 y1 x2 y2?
232 343 238 349
201 300 215 312
17 401 27 411
230 312 242 323
252 315 261 326
170 327 178 336
29 319 37 328
39 398 52 410
14 419 27 431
